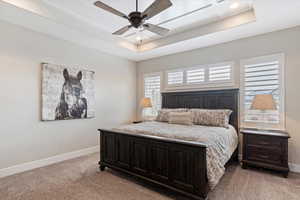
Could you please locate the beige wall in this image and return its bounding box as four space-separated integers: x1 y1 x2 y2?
0 20 137 169
137 26 300 166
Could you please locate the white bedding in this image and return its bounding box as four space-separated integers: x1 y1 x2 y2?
114 121 238 189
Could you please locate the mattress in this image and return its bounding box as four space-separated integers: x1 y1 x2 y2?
114 121 238 189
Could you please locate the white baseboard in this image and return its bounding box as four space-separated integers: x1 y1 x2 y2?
238 153 300 173
0 145 99 179
289 163 300 173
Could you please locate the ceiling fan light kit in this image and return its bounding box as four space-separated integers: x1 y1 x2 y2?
94 0 173 36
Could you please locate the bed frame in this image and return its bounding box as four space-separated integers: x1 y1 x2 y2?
98 89 239 200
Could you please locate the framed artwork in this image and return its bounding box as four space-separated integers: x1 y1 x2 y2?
42 63 95 121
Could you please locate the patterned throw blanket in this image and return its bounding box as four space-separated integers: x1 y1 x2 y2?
114 121 238 189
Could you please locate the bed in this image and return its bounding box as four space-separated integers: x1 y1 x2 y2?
98 89 239 200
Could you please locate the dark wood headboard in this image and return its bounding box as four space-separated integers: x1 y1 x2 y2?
162 89 239 131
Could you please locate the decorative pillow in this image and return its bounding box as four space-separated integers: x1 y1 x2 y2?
190 109 232 128
156 108 187 122
168 112 193 126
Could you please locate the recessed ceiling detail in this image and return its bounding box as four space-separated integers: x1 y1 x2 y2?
125 0 254 44
138 9 256 51
0 0 300 61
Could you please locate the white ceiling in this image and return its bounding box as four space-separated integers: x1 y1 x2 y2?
0 0 300 61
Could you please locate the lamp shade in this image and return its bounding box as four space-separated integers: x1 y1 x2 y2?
250 94 277 110
140 97 152 108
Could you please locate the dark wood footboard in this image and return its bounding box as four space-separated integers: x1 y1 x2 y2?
98 129 209 200
98 89 239 200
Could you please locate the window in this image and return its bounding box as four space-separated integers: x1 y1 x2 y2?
209 65 231 82
167 70 184 85
186 68 205 84
240 54 285 130
166 62 234 89
143 73 161 116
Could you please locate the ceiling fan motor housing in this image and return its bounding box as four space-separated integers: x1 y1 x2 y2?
94 0 172 35
129 12 145 28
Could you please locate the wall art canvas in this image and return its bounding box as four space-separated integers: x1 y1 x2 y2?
42 63 95 121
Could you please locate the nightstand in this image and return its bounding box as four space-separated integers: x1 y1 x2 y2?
241 128 290 177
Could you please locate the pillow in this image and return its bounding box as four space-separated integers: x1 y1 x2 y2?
168 112 193 126
156 108 187 122
190 109 232 128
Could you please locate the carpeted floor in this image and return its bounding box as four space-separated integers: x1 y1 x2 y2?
0 153 299 200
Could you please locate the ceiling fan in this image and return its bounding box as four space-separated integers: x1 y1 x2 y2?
94 0 173 36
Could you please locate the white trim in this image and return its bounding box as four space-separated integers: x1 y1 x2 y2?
143 72 162 78
164 82 235 92
289 163 300 173
0 146 99 179
162 87 239 93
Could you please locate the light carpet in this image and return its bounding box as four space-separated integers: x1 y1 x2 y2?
0 153 299 200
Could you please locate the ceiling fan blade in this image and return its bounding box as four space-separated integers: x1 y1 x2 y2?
142 0 172 20
143 23 169 36
94 1 128 19
113 25 132 35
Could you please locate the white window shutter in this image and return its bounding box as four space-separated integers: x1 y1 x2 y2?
144 74 161 116
186 68 205 84
241 54 285 130
165 62 234 89
167 70 184 85
209 65 231 82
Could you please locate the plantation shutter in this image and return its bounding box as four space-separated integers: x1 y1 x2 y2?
165 62 234 89
186 68 205 84
241 54 285 129
209 65 231 81
144 74 161 116
167 70 184 85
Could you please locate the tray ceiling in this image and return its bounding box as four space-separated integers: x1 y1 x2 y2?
0 0 300 61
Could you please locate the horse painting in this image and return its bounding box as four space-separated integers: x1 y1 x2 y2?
55 69 88 120
42 63 95 121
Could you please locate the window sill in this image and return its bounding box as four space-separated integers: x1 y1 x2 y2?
164 82 236 92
